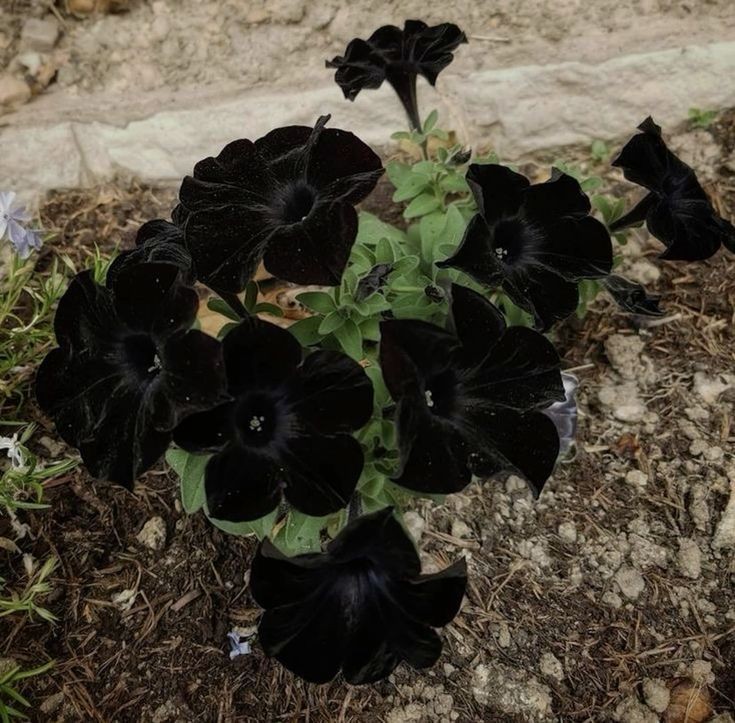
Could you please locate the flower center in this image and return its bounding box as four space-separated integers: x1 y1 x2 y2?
423 368 457 417
234 393 280 448
491 217 542 267
279 183 316 225
123 335 161 381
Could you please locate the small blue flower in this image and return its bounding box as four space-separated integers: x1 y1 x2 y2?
0 191 42 259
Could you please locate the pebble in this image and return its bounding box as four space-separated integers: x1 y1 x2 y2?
642 678 670 713
404 511 425 544
677 538 702 579
20 17 60 53
625 470 648 490
614 566 645 601
693 371 732 405
0 74 31 111
451 519 472 539
136 516 167 551
539 652 564 681
558 521 577 543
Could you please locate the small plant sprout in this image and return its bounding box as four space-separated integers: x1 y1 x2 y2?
688 107 717 129
0 660 54 723
33 17 735 686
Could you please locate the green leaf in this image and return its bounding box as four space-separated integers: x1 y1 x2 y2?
391 255 420 277
244 281 258 310
423 109 438 132
166 448 208 514
374 237 396 264
274 510 327 554
319 310 346 335
359 317 380 342
297 291 336 315
419 211 447 263
440 173 470 194
385 160 413 188
288 315 323 346
356 211 408 246
393 174 431 203
252 302 284 317
207 297 241 322
208 506 279 539
333 318 363 359
443 203 467 246
404 193 441 219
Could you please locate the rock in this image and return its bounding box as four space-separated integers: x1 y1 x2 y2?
20 18 60 53
40 692 65 715
665 678 713 722
670 129 722 182
624 259 661 286
614 566 645 601
558 521 577 544
693 371 732 405
613 695 659 723
676 538 702 579
713 480 735 549
136 516 167 551
539 653 564 681
599 381 646 423
0 75 31 112
689 660 714 685
67 0 131 15
602 591 623 608
625 470 648 490
472 662 553 720
642 678 670 713
628 534 668 570
451 519 472 539
604 334 653 383
403 511 425 544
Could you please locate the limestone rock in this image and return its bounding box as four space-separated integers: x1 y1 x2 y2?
20 18 60 53
136 516 167 551
0 75 31 112
472 662 553 720
676 538 702 579
615 566 645 601
642 678 670 714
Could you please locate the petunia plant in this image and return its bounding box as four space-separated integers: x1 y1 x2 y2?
35 19 735 685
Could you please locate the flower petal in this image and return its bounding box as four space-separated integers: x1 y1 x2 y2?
291 350 373 434
282 433 363 516
182 204 271 293
436 214 505 288
307 128 383 204
328 508 422 577
467 409 560 496
379 319 456 400
204 446 283 522
504 268 580 332
112 262 198 339
222 318 302 393
389 558 467 627
522 170 591 224
465 164 529 223
75 383 171 487
158 329 229 428
172 402 235 453
448 284 506 364
263 201 357 286
392 397 471 494
536 215 613 280
603 274 663 316
462 326 564 411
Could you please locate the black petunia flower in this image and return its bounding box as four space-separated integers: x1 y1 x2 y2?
173 316 373 521
380 284 565 496
251 507 467 684
603 274 663 316
610 117 735 260
174 116 383 294
106 219 193 287
326 20 467 131
437 165 613 331
36 262 228 487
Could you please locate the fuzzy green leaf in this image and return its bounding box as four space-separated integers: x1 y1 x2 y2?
166 448 208 514
393 174 431 203
208 507 279 539
404 193 441 219
319 310 346 335
297 291 336 315
288 315 323 346
333 318 363 359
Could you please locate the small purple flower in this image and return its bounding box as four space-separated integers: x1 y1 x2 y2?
543 373 579 459
0 191 42 259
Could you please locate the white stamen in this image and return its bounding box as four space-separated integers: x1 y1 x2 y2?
494 247 509 259
249 415 266 432
425 390 434 408
147 354 162 374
